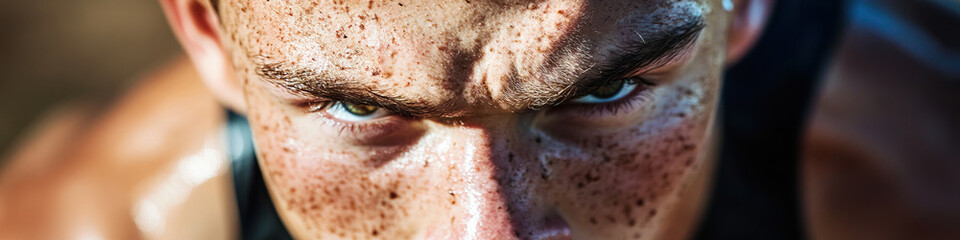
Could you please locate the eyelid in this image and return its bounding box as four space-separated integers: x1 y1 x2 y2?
304 101 414 142
306 101 332 112
557 78 655 115
628 42 699 78
576 41 697 102
572 75 656 103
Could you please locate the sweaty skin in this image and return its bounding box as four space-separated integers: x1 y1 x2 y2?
6 0 959 239
219 0 728 239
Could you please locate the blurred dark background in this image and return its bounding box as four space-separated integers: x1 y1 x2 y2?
0 1 181 155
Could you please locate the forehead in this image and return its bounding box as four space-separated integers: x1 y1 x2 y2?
222 0 708 111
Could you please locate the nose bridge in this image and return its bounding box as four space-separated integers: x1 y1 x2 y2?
439 122 529 239
445 120 520 188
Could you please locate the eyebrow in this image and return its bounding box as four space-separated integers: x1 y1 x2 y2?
254 16 705 118
525 17 706 109
594 18 705 87
255 59 446 117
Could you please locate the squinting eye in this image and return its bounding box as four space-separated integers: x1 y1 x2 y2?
324 101 390 122
572 79 640 104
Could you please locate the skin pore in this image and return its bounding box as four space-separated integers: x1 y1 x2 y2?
217 0 728 239
6 0 956 239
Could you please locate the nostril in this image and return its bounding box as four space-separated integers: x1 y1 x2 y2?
531 213 572 240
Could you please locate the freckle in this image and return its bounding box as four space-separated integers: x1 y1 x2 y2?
389 191 399 199
590 217 598 225
649 209 657 217
636 199 645 206
535 137 542 144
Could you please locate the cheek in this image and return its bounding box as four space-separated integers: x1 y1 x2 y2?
543 82 716 236
243 87 437 239
551 121 706 231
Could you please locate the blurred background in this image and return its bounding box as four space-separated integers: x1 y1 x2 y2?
0 1 181 157
0 0 957 239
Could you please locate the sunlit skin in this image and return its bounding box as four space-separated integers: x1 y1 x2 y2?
219 0 728 239
4 0 959 239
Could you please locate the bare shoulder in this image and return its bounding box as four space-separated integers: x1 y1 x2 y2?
0 57 237 239
803 1 960 239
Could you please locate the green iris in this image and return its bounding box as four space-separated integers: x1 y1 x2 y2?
589 79 626 99
343 102 379 116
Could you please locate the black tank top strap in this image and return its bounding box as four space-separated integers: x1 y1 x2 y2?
225 110 294 240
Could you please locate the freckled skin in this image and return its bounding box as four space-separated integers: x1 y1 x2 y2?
222 0 727 239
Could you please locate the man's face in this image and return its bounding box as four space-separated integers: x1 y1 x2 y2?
221 0 726 238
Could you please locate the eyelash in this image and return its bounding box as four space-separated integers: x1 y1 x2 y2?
303 101 407 137
561 77 657 116
298 76 656 137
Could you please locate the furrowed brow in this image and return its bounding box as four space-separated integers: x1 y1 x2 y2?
526 17 706 110
251 16 705 116
254 59 443 117
596 17 706 82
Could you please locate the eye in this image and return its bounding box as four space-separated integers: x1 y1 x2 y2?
572 78 641 104
324 101 390 122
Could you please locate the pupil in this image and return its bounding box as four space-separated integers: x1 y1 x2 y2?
590 80 625 99
344 103 378 116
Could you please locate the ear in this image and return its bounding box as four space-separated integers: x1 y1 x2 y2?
725 0 775 65
160 0 246 113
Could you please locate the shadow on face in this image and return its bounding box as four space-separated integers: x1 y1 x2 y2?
218 0 729 239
